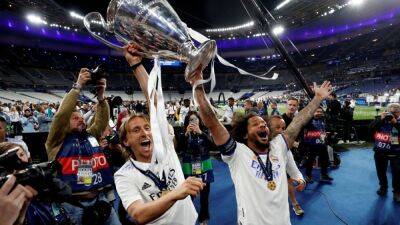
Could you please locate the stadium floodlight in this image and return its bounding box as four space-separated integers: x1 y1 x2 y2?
26 13 47 25
348 0 365 6
275 0 293 10
70 11 84 20
206 21 254 33
272 25 285 36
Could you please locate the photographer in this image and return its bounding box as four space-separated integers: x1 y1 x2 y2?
0 143 30 176
177 111 214 225
0 142 71 225
369 103 400 202
303 107 334 183
45 69 121 225
0 117 29 157
0 175 37 225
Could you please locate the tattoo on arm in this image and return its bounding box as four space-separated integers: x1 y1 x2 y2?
194 86 230 146
286 97 322 145
195 86 218 125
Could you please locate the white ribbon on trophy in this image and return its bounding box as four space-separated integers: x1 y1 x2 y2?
147 57 185 180
187 28 279 105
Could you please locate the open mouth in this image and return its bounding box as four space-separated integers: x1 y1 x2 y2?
140 139 151 149
257 131 268 139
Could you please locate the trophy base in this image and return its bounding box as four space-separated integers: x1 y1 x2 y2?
185 40 217 81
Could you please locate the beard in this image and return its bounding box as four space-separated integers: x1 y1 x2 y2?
254 139 269 150
71 124 86 133
314 115 323 120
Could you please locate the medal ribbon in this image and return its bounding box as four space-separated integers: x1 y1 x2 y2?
129 159 168 191
252 150 273 181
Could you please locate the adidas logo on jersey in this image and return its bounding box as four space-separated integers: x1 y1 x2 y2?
142 182 151 190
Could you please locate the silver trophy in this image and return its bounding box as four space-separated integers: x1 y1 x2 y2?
84 0 217 79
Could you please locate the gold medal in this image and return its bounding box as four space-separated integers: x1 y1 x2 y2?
267 181 276 191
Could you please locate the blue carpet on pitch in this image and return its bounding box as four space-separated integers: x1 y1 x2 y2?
192 146 400 225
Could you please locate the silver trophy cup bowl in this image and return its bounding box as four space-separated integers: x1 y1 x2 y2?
84 0 217 79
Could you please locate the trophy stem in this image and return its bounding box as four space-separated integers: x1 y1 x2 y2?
184 40 217 80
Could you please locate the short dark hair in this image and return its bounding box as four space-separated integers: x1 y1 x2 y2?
228 97 234 101
0 116 6 125
288 97 299 103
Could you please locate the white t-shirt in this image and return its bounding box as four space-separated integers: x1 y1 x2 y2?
223 105 238 124
222 134 303 225
114 152 197 225
166 105 176 116
178 106 190 124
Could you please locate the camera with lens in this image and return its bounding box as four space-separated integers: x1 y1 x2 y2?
82 200 112 225
0 148 30 174
326 132 339 145
108 96 123 107
88 64 108 95
105 131 120 145
107 96 123 120
0 161 71 201
385 112 394 121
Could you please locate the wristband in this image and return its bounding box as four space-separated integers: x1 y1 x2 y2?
72 83 82 90
130 62 142 71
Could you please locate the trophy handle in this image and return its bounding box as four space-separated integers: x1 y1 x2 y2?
83 12 124 51
185 40 217 79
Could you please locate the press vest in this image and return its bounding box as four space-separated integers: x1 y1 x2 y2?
374 119 400 154
303 119 326 146
56 133 113 193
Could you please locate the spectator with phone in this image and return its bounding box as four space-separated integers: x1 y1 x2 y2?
177 111 214 225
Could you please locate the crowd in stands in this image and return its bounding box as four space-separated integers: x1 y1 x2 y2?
1 22 400 94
